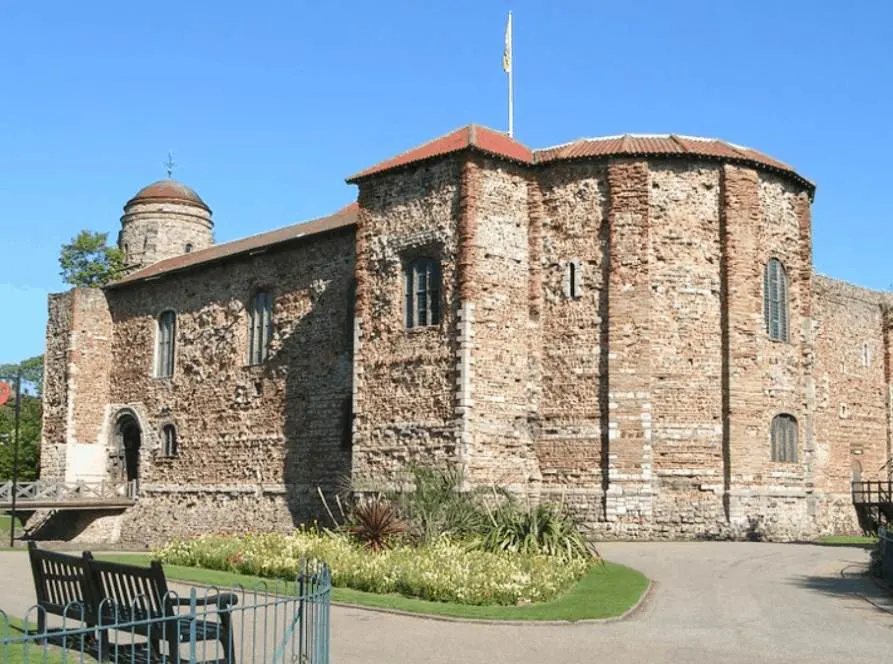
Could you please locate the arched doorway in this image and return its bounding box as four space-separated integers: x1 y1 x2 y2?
113 412 142 483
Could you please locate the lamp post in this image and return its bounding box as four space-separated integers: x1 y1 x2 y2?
0 370 22 548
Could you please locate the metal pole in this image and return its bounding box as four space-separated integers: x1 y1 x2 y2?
9 370 21 548
507 11 513 138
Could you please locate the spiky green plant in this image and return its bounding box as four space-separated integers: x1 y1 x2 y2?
390 465 494 544
480 502 595 561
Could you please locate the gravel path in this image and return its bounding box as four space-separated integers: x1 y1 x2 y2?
2 542 892 663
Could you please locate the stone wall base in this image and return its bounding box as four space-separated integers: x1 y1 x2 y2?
26 509 125 544
116 486 324 546
24 486 867 547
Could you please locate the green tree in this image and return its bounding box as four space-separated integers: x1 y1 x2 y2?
0 394 42 481
0 354 44 396
59 230 125 287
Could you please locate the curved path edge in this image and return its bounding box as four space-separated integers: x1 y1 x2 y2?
330 578 654 626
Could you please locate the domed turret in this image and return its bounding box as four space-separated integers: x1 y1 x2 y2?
118 178 214 270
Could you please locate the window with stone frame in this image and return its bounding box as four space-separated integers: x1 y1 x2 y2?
155 310 176 378
861 342 872 368
162 424 178 458
248 290 274 365
771 414 798 463
763 258 789 342
404 258 441 329
566 259 583 300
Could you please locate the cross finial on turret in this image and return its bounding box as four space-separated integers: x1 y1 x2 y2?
163 151 177 179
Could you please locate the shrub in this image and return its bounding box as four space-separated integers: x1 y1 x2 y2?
388 465 497 543
347 496 406 551
480 502 595 561
157 530 589 606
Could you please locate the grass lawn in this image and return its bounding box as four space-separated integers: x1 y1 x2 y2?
816 534 878 547
99 554 649 621
0 617 98 664
0 515 22 537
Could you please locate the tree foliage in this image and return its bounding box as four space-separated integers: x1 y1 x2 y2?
0 354 44 396
59 230 125 287
0 394 42 481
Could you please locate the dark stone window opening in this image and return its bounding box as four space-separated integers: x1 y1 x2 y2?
771 413 798 463
763 258 789 342
185 243 193 253
404 258 441 329
162 424 178 458
155 310 176 378
248 290 274 364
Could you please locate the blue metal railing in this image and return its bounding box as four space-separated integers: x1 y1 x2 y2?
1 563 331 663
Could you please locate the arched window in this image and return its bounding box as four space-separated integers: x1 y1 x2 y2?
248 290 274 364
763 258 789 342
771 414 798 463
155 310 176 378
162 424 178 458
185 243 193 253
404 258 441 329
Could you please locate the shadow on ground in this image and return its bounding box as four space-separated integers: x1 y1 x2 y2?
790 567 893 617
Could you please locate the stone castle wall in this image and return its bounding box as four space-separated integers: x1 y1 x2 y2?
811 276 892 533
463 158 540 489
40 148 893 544
351 158 462 491
40 227 355 544
40 292 74 480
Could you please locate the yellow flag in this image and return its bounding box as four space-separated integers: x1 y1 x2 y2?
503 12 512 73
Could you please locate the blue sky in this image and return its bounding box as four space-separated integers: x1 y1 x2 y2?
1 1 891 364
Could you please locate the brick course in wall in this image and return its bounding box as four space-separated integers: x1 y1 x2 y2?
39 127 893 544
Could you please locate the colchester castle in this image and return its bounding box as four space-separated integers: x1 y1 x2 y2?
38 125 891 543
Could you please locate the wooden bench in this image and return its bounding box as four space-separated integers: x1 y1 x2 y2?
28 542 238 663
26 542 96 634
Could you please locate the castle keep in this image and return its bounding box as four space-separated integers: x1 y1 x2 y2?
39 125 892 543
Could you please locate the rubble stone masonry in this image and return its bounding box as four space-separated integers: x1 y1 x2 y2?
40 139 893 544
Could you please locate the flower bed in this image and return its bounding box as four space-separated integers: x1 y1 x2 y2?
157 531 589 606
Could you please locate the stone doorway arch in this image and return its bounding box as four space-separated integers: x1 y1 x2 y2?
112 410 142 483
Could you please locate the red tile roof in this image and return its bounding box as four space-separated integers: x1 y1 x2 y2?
534 134 813 190
126 179 211 211
349 126 812 192
110 127 812 288
346 124 534 182
108 202 358 288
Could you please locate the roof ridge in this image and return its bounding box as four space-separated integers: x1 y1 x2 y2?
668 134 690 153
346 124 470 180
110 202 359 287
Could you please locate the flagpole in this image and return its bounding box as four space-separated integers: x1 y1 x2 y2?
507 12 514 138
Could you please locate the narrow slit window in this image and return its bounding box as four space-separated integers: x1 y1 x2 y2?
162 424 178 457
248 291 274 364
404 258 441 329
763 258 789 342
771 414 798 463
155 310 176 378
567 259 583 299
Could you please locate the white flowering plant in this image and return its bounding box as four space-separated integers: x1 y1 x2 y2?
157 529 589 606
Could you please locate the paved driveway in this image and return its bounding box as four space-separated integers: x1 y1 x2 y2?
2 542 892 663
